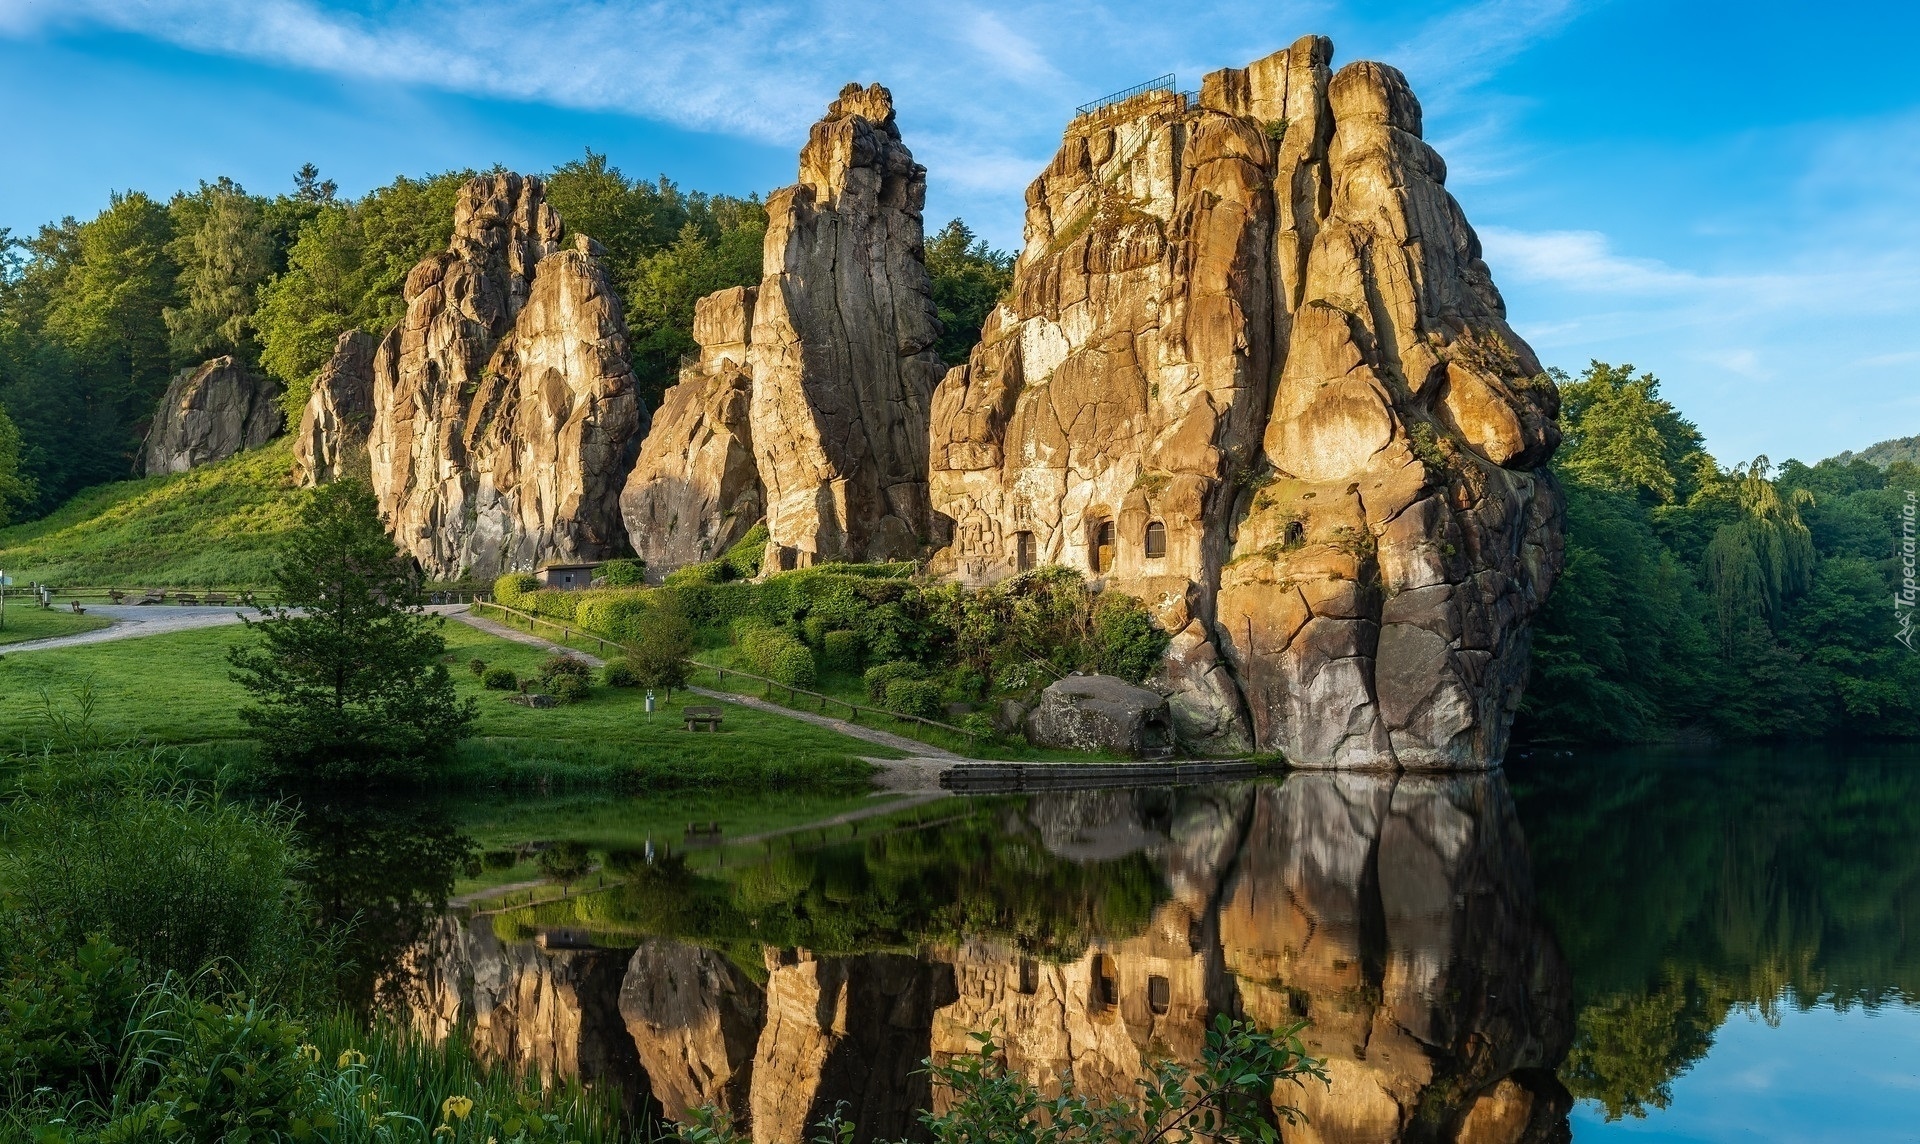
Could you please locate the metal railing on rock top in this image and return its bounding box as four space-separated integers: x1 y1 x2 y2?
1076 74 1177 117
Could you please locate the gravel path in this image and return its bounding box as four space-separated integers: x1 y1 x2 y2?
0 604 256 654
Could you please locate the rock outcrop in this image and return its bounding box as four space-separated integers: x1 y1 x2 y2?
367 174 644 580
620 84 941 577
619 938 763 1125
292 329 382 485
143 356 284 475
1024 674 1174 756
619 288 764 574
927 38 1561 768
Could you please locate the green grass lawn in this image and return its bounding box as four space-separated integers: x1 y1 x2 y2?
0 620 897 788
0 441 305 589
0 604 112 646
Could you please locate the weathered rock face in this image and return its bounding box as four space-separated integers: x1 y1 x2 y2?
367 174 644 580
618 85 940 578
143 356 284 476
1024 674 1174 756
292 330 382 486
619 288 764 575
928 38 1561 768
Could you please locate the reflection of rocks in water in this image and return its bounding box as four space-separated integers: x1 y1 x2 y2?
405 915 655 1122
400 777 1568 1142
752 951 956 1144
619 939 762 1124
1220 774 1571 1143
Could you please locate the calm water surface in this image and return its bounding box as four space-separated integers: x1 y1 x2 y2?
291 748 1920 1142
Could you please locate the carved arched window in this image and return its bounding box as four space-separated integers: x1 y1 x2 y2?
1148 974 1171 1015
1092 953 1119 1010
1144 520 1167 559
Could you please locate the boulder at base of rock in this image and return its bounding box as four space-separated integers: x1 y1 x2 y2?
143 356 284 476
1025 675 1174 757
292 329 381 486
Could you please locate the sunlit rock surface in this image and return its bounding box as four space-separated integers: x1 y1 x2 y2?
292 329 381 486
927 37 1562 767
367 174 644 580
143 355 283 475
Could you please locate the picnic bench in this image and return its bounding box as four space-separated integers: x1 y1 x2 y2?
682 705 724 732
69 601 86 616
684 821 722 838
175 593 200 606
205 592 228 605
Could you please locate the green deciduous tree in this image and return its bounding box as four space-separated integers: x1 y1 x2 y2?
0 400 33 525
164 177 275 364
228 479 476 781
926 218 1014 365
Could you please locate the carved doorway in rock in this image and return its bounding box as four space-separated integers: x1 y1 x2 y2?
1014 530 1036 572
1092 519 1115 574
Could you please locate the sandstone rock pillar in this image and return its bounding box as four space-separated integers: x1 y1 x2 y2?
143 355 284 475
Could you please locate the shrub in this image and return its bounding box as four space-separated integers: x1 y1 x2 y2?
538 653 593 687
720 521 769 579
664 560 724 587
884 677 944 719
821 629 864 673
742 626 816 687
1092 590 1169 683
945 665 989 703
482 666 518 691
627 594 694 693
480 849 518 870
0 755 315 994
597 557 646 586
730 615 771 645
575 591 654 644
468 658 487 677
536 841 592 887
546 673 591 704
801 614 831 647
602 660 639 687
0 939 142 1098
493 572 540 611
863 660 924 701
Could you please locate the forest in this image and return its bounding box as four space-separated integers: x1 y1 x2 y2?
0 161 1913 747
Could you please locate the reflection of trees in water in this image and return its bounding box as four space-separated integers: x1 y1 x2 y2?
1511 749 1920 1118
288 796 478 1010
500 796 1165 969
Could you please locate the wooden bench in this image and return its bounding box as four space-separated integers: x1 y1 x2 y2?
685 821 722 837
69 601 86 616
682 705 724 732
205 592 228 605
175 593 200 606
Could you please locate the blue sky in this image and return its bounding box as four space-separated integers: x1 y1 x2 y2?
2 0 1916 464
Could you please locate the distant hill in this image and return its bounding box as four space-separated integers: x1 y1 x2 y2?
0 442 304 589
1830 434 1920 467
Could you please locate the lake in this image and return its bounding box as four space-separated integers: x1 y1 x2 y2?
290 747 1920 1142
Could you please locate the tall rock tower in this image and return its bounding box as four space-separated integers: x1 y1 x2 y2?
622 83 944 574
928 38 1562 769
365 174 644 580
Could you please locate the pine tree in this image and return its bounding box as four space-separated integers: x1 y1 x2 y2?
228 479 476 781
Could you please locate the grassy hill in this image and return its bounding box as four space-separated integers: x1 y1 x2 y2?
0 442 306 589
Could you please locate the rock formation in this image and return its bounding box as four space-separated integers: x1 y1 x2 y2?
620 84 942 576
618 288 764 574
1023 674 1174 756
367 174 644 580
619 938 763 1125
927 38 1561 768
292 329 382 485
142 355 284 475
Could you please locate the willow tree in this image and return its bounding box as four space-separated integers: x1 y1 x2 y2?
1704 456 1815 654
